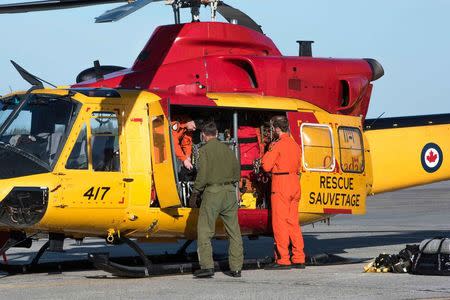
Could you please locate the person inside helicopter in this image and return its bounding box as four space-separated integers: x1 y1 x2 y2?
169 106 286 208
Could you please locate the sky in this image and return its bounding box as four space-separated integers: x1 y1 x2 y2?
0 0 449 118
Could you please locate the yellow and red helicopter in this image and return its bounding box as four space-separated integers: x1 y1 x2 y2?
0 0 449 277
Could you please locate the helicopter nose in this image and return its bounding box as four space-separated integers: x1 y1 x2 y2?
0 187 48 227
364 58 384 81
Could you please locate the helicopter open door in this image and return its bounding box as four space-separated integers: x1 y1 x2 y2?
148 99 182 208
288 112 367 215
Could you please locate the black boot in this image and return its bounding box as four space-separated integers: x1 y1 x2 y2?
194 268 215 278
264 262 291 270
292 263 306 269
226 270 242 278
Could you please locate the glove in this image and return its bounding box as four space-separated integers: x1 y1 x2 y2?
189 190 200 208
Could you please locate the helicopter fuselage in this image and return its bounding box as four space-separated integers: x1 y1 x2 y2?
0 87 370 241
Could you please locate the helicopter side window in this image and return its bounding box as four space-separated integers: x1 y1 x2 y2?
90 112 120 172
338 127 365 173
300 123 335 172
152 115 167 164
65 124 88 170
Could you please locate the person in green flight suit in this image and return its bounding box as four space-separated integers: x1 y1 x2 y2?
189 121 244 278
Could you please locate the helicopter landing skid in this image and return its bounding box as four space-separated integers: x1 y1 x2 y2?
89 236 152 278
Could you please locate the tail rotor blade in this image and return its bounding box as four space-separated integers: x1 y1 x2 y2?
217 2 263 34
95 0 161 23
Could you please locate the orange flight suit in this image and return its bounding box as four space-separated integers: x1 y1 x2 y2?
171 121 193 162
262 133 305 265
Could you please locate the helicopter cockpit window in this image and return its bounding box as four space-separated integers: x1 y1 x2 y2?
90 112 120 172
66 124 88 170
338 127 365 173
0 95 21 126
300 123 335 172
0 94 79 171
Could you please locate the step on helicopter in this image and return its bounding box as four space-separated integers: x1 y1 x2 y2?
0 0 449 277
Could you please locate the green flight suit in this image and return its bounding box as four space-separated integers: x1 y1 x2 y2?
193 138 243 272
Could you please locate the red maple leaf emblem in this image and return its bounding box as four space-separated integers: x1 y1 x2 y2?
426 150 438 163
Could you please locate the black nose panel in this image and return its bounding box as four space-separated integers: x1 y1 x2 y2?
0 187 48 227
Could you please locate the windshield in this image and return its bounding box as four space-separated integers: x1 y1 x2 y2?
0 95 22 127
0 93 80 178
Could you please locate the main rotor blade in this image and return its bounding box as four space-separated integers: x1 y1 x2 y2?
95 0 161 23
0 0 126 14
217 1 263 34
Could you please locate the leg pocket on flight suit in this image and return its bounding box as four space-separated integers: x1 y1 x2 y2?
271 192 290 224
286 199 300 226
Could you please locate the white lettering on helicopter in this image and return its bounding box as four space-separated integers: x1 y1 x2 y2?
308 176 361 207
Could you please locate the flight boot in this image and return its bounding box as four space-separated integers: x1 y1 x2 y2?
264 262 291 270
226 270 242 278
291 263 306 269
193 268 214 278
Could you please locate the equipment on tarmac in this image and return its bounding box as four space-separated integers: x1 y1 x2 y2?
411 237 450 276
364 244 419 273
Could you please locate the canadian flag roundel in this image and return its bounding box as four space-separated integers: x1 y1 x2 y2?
421 143 443 173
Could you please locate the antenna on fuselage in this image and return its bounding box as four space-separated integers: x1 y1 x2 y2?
93 60 104 81
366 112 386 129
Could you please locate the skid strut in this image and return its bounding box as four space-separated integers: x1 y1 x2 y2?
176 240 194 256
89 236 153 278
27 241 50 271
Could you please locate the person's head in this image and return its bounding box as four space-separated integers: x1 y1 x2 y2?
201 121 218 142
177 115 196 131
271 115 289 138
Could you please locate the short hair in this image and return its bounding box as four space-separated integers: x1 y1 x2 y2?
174 114 193 123
202 121 218 136
272 116 289 132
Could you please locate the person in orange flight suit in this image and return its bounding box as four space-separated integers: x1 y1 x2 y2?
261 115 306 270
171 115 196 170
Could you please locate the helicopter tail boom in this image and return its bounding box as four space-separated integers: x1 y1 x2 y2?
364 114 450 194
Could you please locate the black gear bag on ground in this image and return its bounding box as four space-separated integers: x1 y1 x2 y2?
411 237 450 276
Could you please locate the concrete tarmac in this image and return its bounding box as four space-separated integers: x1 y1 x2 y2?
1 182 450 300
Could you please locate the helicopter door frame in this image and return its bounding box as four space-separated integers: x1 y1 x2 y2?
147 98 182 208
289 112 367 215
58 105 128 209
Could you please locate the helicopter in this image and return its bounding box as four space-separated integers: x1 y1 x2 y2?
0 0 449 277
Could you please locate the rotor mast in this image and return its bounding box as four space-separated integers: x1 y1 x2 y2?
0 0 263 33
167 0 220 24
